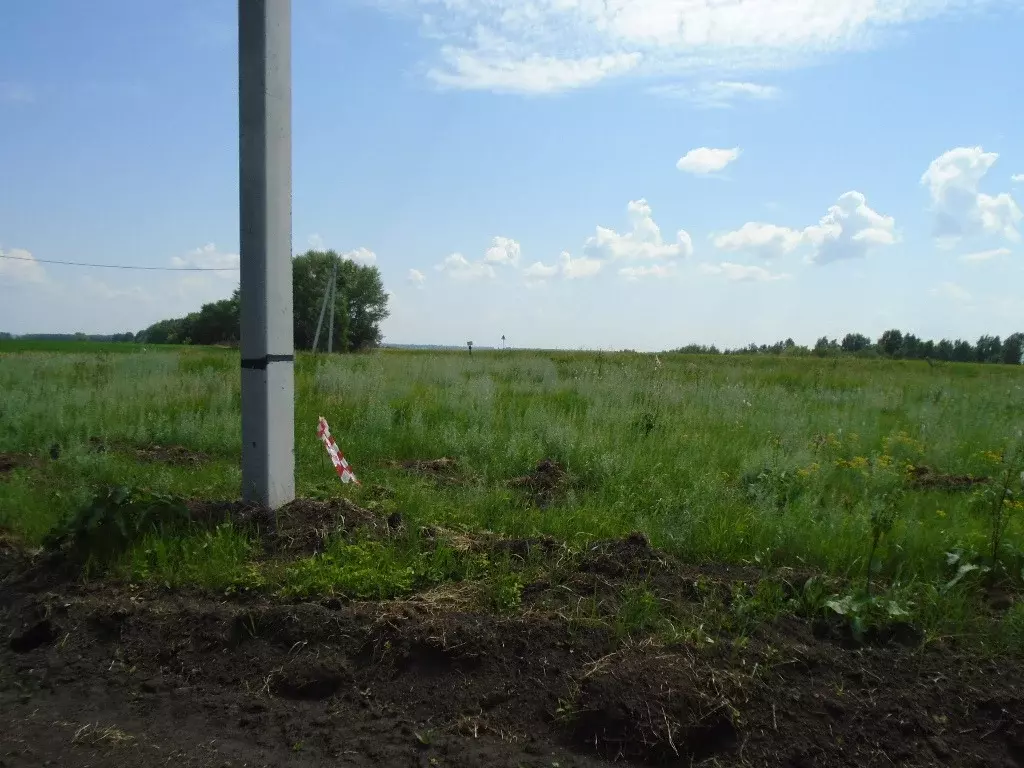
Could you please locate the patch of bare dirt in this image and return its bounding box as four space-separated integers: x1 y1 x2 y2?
187 498 392 555
508 458 573 507
131 444 210 467
1 563 1022 767
568 649 738 764
908 465 990 491
390 457 464 484
0 453 38 477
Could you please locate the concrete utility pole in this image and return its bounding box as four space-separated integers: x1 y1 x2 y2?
239 0 294 508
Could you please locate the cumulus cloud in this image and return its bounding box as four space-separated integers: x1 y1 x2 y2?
172 243 240 275
921 147 1022 243
960 247 1011 263
341 247 377 266
584 199 693 261
699 262 789 282
307 233 326 250
712 222 803 260
523 261 559 280
677 147 741 175
436 252 496 280
713 192 896 265
559 251 602 279
484 236 522 266
648 80 780 108
619 264 675 281
380 0 987 94
0 247 47 284
407 268 426 286
1013 174 1024 183
803 191 897 265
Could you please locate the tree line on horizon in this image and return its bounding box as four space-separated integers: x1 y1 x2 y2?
135 251 389 351
673 329 1024 365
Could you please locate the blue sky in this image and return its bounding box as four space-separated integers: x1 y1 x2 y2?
1 0 1022 350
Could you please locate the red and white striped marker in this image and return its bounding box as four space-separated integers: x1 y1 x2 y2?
317 416 360 485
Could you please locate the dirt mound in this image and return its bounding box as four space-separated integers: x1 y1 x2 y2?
132 444 210 466
391 457 462 482
579 532 666 577
509 458 572 507
908 465 989 491
188 497 389 554
567 650 737 764
0 453 37 476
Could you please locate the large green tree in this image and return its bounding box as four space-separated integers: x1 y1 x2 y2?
139 250 388 351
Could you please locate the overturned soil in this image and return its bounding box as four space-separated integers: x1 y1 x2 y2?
0 453 38 476
390 457 464 484
908 465 990 492
509 459 573 508
3 538 1024 767
187 498 393 555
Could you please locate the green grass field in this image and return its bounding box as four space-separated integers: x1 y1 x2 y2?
2 341 1022 647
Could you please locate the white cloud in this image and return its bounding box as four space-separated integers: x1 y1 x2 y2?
931 281 972 303
584 199 693 261
699 262 789 282
484 236 522 266
921 147 1022 242
428 49 642 94
804 191 897 265
383 0 985 93
523 261 559 280
961 247 1011 263
714 191 896 266
650 80 780 108
1012 174 1024 183
407 268 426 286
436 252 496 280
713 222 803 259
619 264 675 280
308 233 326 250
341 247 377 266
677 147 741 175
172 243 239 278
559 251 602 279
0 247 47 284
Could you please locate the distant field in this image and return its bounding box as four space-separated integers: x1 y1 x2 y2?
3 342 1024 765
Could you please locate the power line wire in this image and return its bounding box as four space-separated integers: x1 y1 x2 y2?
0 253 238 272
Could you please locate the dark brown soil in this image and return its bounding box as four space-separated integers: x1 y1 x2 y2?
0 453 37 476
509 458 573 507
2 540 1024 767
132 444 211 467
908 465 990 491
391 457 463 484
187 498 391 555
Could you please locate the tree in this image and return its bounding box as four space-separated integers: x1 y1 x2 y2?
878 329 903 357
292 250 389 352
841 333 871 353
952 339 974 363
1002 333 1024 365
976 335 1002 364
935 339 954 361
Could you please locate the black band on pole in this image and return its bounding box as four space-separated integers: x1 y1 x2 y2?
241 354 295 370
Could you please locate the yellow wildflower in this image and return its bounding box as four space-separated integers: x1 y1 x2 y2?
935 509 947 518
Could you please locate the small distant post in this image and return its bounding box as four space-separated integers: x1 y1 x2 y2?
239 0 295 508
467 340 473 356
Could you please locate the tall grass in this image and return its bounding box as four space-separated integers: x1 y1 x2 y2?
1 345 1022 586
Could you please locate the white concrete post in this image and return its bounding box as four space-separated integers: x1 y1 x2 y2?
239 0 295 508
